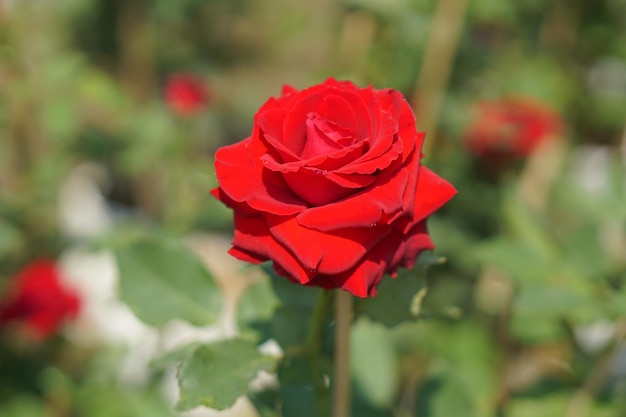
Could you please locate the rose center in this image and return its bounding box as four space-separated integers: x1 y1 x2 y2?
300 112 356 159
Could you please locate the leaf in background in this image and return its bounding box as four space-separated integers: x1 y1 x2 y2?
237 279 280 344
264 263 320 309
514 286 590 317
350 318 398 408
507 393 616 417
0 396 45 417
247 389 281 417
177 339 277 411
357 261 430 327
502 188 556 259
271 306 311 350
149 342 201 371
474 238 551 284
115 237 222 327
277 354 319 417
418 374 476 417
0 221 23 260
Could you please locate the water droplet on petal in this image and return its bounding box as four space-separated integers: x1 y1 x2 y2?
263 160 269 166
309 268 317 274
312 169 323 175
370 222 377 227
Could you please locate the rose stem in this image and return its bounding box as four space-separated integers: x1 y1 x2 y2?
411 0 470 161
307 289 332 416
332 290 353 417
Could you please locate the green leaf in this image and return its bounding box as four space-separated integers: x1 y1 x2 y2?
237 279 280 344
418 374 476 417
357 267 428 327
149 342 201 371
474 238 551 284
277 354 319 417
247 389 281 417
0 221 23 259
350 318 398 408
0 396 46 417
514 286 589 317
508 393 616 417
115 237 222 327
271 306 311 350
177 339 277 411
264 263 320 309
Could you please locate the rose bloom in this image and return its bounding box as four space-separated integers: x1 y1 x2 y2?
164 74 209 116
462 97 563 159
0 260 81 340
212 78 456 297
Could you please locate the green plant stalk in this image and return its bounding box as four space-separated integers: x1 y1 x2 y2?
332 290 353 417
411 0 470 160
307 289 332 416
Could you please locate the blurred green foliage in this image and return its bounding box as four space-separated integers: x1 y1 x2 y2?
1 0 625 416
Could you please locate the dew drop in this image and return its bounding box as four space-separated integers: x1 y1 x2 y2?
263 160 269 166
370 222 377 227
309 268 317 274
312 169 323 175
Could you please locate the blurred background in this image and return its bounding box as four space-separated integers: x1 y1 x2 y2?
0 0 625 416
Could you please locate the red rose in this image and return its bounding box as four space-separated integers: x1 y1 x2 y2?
164 74 209 116
212 79 456 297
462 97 563 159
0 260 81 340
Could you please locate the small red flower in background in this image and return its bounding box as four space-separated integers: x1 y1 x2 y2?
164 74 210 117
462 98 563 159
0 260 81 340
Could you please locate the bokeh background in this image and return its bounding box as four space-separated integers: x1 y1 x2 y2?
0 0 625 416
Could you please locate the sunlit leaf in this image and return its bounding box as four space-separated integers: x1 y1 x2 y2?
351 318 398 408
177 339 277 411
115 237 222 327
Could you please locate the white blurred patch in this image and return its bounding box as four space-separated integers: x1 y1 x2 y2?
58 247 160 386
574 320 616 353
58 163 113 241
587 57 626 99
570 145 612 197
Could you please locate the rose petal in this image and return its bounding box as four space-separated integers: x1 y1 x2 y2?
210 187 258 217
412 167 457 225
266 214 392 275
296 160 410 231
281 84 299 96
231 214 314 284
279 167 359 206
388 221 434 270
335 136 404 175
214 140 308 215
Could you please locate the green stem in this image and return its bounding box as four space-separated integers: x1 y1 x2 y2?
307 289 332 416
411 0 470 161
332 290 353 417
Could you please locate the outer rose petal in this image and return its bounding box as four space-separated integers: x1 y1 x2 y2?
230 214 315 284
296 155 412 231
302 221 434 297
411 167 458 226
266 215 392 275
214 140 307 215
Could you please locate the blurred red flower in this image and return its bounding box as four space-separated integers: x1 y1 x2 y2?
462 98 563 159
0 260 81 340
164 74 209 116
